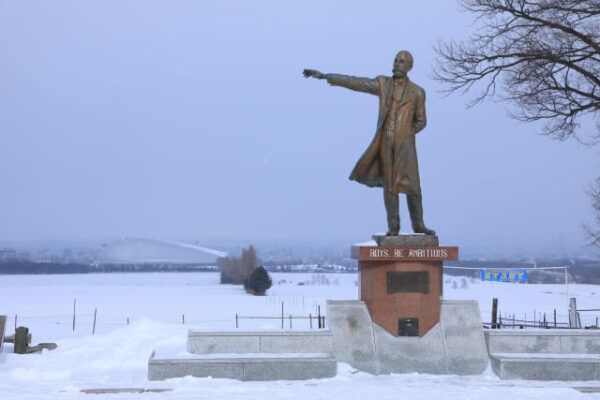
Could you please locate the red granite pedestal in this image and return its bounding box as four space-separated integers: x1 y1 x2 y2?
351 236 458 337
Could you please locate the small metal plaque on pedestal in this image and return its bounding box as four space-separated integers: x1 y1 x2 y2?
386 271 429 293
398 318 419 336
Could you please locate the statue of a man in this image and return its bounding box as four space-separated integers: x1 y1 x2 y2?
304 50 435 236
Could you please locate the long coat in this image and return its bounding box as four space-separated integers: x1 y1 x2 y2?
325 74 427 194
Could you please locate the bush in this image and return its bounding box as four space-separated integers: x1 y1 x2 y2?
245 266 272 295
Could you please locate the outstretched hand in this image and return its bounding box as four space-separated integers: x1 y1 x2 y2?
303 69 325 79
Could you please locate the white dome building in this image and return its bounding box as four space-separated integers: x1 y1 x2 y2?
98 238 226 265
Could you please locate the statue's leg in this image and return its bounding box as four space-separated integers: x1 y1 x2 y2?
406 192 436 235
383 186 400 235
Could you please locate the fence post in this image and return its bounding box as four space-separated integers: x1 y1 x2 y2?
281 302 284 329
309 314 313 330
554 309 556 328
14 327 28 354
72 298 76 332
236 313 239 328
182 314 185 325
569 297 577 328
289 315 292 329
491 298 498 329
318 305 322 329
92 308 97 335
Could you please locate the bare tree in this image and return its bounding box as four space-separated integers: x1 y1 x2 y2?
435 0 600 142
217 245 259 285
584 178 600 247
241 245 258 280
435 0 600 248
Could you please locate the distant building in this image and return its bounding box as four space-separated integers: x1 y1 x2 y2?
0 248 17 260
97 238 226 265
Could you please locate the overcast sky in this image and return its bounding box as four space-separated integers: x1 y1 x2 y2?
0 1 598 255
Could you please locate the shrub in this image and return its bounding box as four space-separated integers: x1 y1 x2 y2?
245 266 272 295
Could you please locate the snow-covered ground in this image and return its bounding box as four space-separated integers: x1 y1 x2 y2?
1 272 599 399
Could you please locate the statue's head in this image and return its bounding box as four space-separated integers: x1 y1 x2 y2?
392 50 413 79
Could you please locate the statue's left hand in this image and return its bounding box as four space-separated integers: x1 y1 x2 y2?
303 69 325 79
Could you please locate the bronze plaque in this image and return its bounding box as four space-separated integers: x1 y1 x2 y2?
386 271 429 293
398 318 419 336
352 246 458 261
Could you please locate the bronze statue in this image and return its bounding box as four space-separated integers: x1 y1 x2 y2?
304 51 435 236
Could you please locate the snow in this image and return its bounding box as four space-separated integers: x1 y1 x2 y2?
154 238 228 258
1 272 599 399
491 353 600 359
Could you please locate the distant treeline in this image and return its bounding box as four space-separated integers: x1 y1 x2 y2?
2 258 599 283
0 260 216 274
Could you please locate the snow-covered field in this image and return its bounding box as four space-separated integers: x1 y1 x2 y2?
1 272 599 399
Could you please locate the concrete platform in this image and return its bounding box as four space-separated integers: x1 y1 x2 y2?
490 353 600 381
327 300 488 375
485 330 600 380
484 329 600 354
148 352 337 381
150 330 337 381
187 330 333 354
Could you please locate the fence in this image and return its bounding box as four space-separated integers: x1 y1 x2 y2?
235 303 327 329
6 299 328 337
485 297 599 330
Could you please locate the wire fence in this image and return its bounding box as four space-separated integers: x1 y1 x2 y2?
483 315 572 329
5 303 242 337
235 302 327 329
484 297 600 330
4 299 329 337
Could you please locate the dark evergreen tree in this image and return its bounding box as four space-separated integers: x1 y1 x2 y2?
246 266 272 295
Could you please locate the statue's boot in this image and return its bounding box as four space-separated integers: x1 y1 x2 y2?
407 193 436 235
384 188 400 236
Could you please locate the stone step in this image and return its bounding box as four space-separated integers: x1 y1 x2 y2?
187 330 333 354
484 330 600 354
148 352 337 381
490 353 600 381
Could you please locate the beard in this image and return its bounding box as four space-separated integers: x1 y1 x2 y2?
393 69 406 79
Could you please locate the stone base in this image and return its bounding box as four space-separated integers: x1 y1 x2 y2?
372 234 439 247
327 300 489 375
148 353 337 381
490 353 600 381
353 236 457 337
485 329 600 380
360 260 442 336
187 331 334 354
148 330 337 381
484 330 600 354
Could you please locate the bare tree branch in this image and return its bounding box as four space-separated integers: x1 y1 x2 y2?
435 0 600 142
584 178 600 247
436 0 600 248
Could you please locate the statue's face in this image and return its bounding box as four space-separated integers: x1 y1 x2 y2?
393 51 413 79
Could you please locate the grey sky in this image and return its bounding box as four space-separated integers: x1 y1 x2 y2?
0 1 597 255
